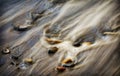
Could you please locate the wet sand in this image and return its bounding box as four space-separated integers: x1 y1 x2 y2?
0 0 120 76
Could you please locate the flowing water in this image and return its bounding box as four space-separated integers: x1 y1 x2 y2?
0 0 120 76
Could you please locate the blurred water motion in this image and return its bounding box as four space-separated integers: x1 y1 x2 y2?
0 0 120 76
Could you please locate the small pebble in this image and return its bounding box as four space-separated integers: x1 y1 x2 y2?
45 38 62 45
73 42 81 47
23 58 33 64
56 66 66 72
48 47 58 54
62 58 72 64
61 58 75 67
13 19 33 31
2 48 10 54
82 42 92 46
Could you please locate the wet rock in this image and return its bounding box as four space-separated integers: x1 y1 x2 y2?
62 58 75 67
62 58 72 64
45 38 62 45
13 19 33 31
73 34 95 47
56 66 66 72
1 48 10 54
44 24 61 38
73 41 82 47
45 29 60 38
82 42 92 46
48 47 58 54
23 58 34 64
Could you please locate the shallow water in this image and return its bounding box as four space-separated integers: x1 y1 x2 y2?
0 0 120 76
